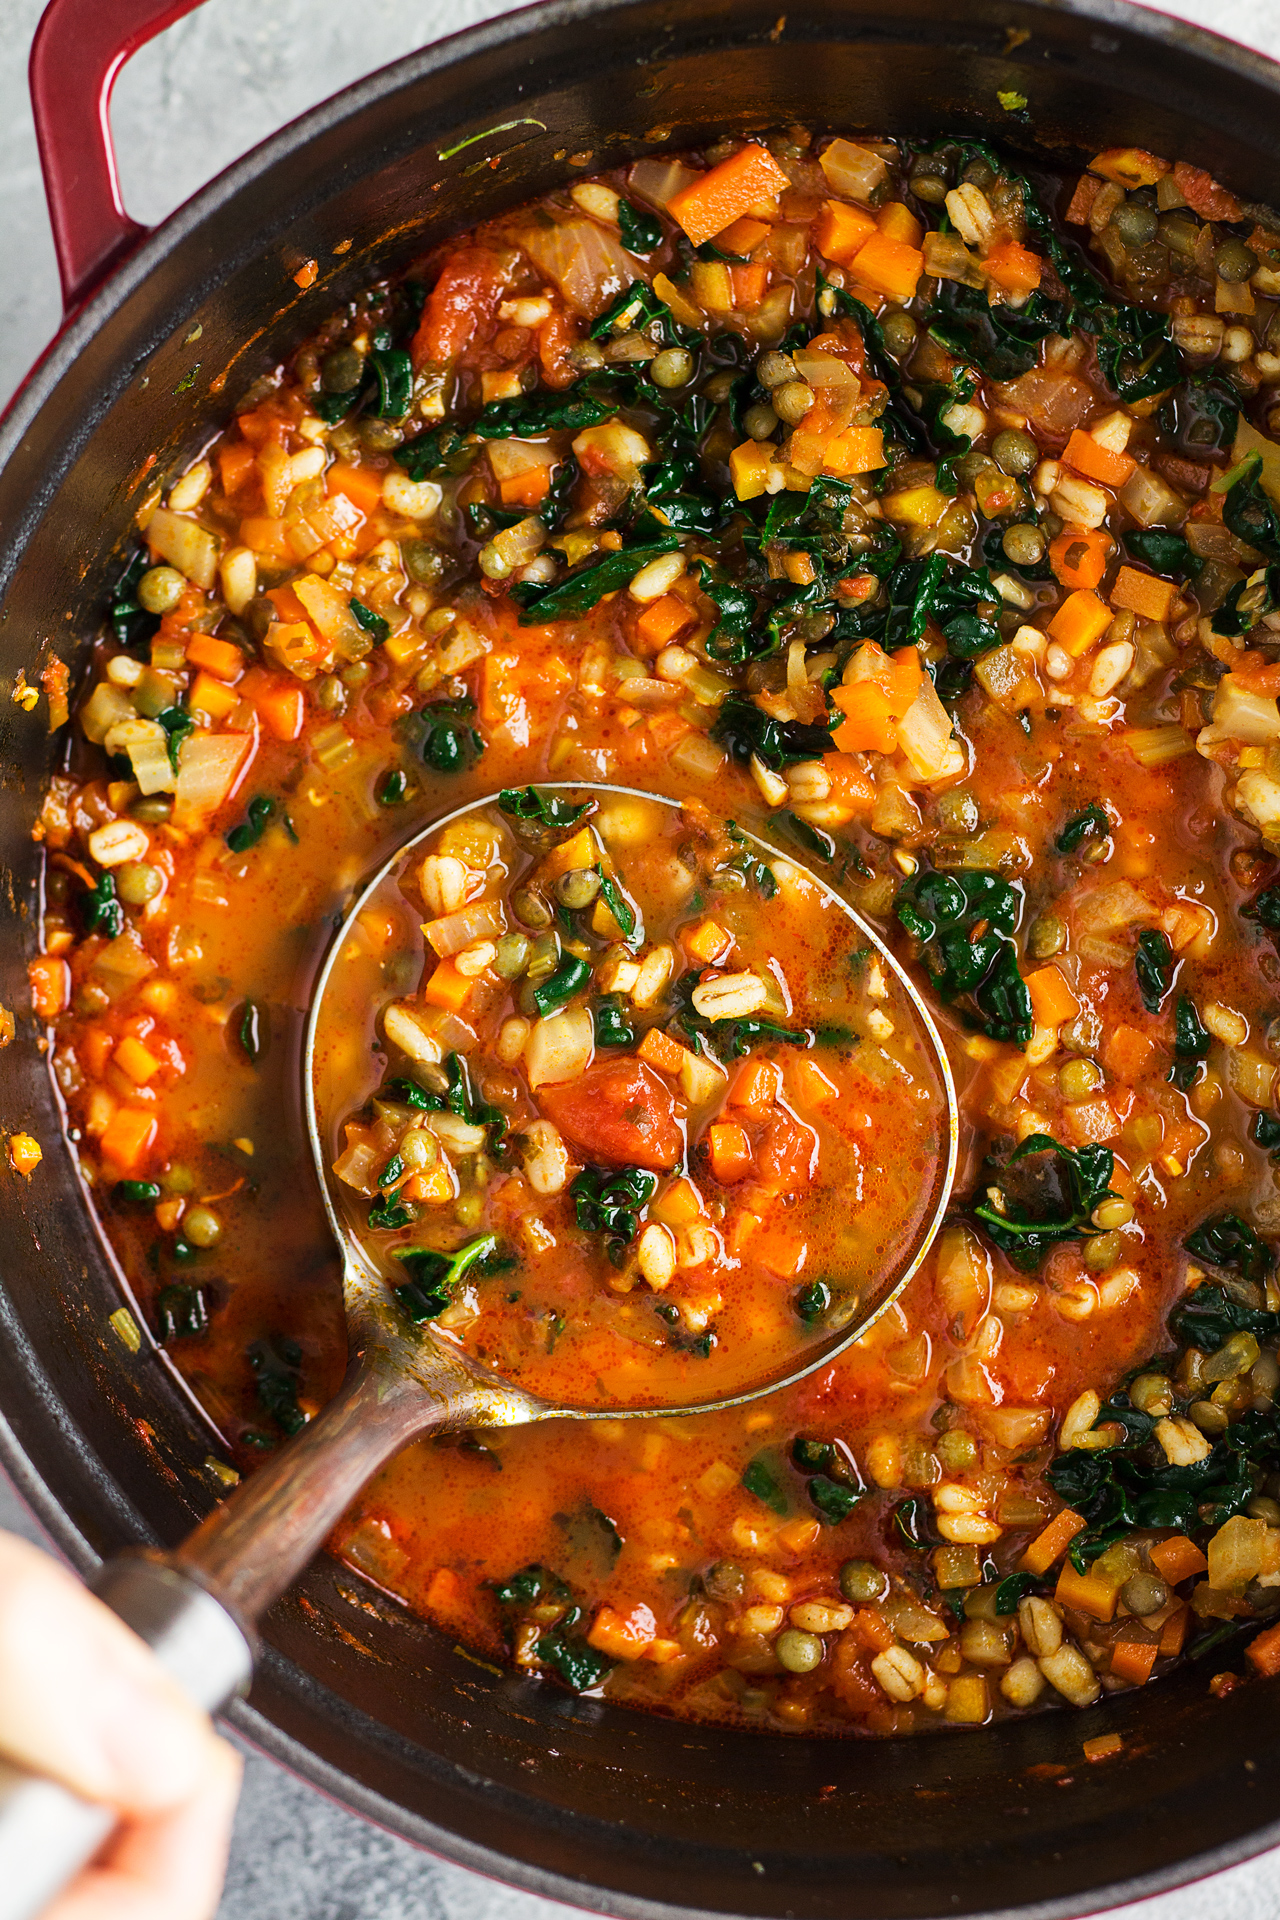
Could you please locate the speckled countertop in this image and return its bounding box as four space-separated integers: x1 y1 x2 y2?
2 0 1280 1911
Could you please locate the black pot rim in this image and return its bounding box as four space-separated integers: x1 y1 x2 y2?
4 1 1280 1915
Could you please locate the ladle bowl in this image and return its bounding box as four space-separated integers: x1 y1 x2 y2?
0 785 958 1920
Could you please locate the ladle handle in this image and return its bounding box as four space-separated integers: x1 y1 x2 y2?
0 1346 492 1920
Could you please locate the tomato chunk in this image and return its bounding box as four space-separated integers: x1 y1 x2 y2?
538 1058 682 1171
412 248 507 367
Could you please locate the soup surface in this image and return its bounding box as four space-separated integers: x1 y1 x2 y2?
28 126 1280 1734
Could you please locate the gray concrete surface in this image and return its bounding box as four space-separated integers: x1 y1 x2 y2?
3 0 1280 1912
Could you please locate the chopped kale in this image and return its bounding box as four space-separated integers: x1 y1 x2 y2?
972 1133 1117 1271
895 865 1032 1045
156 705 195 772
711 697 834 770
1135 928 1175 1014
471 384 618 439
794 1279 832 1322
498 786 595 831
1254 1112 1280 1159
742 1454 789 1515
418 698 484 773
237 1000 266 1064
570 1165 658 1264
83 872 124 938
115 1179 162 1206
367 339 413 418
1124 528 1197 578
225 795 276 853
672 967 811 1059
1056 803 1110 854
156 1283 209 1343
377 768 409 807
247 1334 307 1437
1183 1213 1274 1287
393 1233 500 1321
350 597 390 641
1170 993 1211 1091
532 954 591 1016
592 995 635 1048
994 1571 1040 1615
513 538 679 622
1169 1280 1280 1352
1223 452 1280 565
618 199 663 255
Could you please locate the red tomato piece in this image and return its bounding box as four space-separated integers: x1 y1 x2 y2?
412 248 508 367
538 1059 682 1171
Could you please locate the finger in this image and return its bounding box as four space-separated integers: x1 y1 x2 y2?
0 1534 218 1814
40 1737 242 1920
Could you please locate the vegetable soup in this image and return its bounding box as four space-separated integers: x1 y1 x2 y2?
27 124 1280 1735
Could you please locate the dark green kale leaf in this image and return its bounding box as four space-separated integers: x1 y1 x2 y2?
108 551 161 652
498 786 595 831
418 698 484 773
1183 1214 1274 1287
392 1233 500 1322
247 1334 307 1437
513 538 679 623
1124 528 1198 579
1169 1280 1280 1352
1135 928 1175 1013
1170 993 1211 1091
742 1454 789 1515
592 994 635 1048
1158 375 1240 458
618 199 663 255
490 1563 612 1692
83 872 124 938
570 1165 658 1265
1223 452 1280 564
470 385 618 440
367 337 413 418
1056 802 1110 853
384 1051 506 1144
350 597 390 642
691 559 763 662
1254 1112 1280 1159
1212 564 1280 639
1245 881 1280 931
972 1132 1116 1271
895 866 1032 1045
225 794 276 854
590 280 671 340
711 697 834 769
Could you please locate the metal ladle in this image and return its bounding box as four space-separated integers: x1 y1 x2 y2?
0 785 958 1920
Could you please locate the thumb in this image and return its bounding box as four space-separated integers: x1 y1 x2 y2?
0 1533 219 1815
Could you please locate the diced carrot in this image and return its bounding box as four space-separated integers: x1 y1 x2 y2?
851 1607 894 1652
1048 585 1113 655
541 826 597 881
1090 146 1170 188
830 680 897 754
217 440 257 495
983 239 1043 296
824 753 876 811
652 1176 703 1227
1055 1561 1119 1623
1065 173 1102 225
240 668 305 742
1148 1535 1209 1585
326 463 383 517
1110 1638 1159 1686
728 1058 780 1115
499 467 552 509
822 426 886 476
425 1566 462 1611
185 633 246 683
234 405 290 450
876 201 923 247
813 198 879 268
683 918 732 965
239 516 293 561
184 677 235 732
1062 428 1136 488
1159 1606 1189 1658
113 1036 161 1086
1049 530 1111 594
730 262 770 309
1024 965 1080 1028
1247 1619 1280 1677
648 710 693 753
635 594 694 650
849 231 924 301
708 1122 753 1184
99 1107 158 1174
1110 565 1178 623
716 215 771 254
587 1602 657 1660
82 1026 113 1078
28 956 70 1020
637 1027 688 1077
403 1160 457 1205
790 1056 839 1107
421 959 472 1012
1061 1096 1120 1145
1103 1022 1157 1084
1020 1508 1087 1576
667 143 790 247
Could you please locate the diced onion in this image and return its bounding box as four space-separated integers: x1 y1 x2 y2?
818 138 887 202
172 731 253 831
519 216 635 318
333 1138 380 1195
424 899 506 958
524 1005 594 1088
146 506 218 590
628 158 699 208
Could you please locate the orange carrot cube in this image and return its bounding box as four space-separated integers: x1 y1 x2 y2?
1062 428 1136 489
113 1036 161 1087
185 634 246 682
421 959 472 1012
667 144 789 247
99 1107 158 1174
813 198 878 267
1024 965 1080 1028
728 1058 780 1114
1110 565 1178 623
635 594 694 650
587 1602 657 1660
1020 1508 1086 1576
1148 1535 1208 1585
876 201 923 247
708 1122 753 1183
28 956 70 1020
1048 587 1113 656
637 1028 688 1077
1109 1638 1159 1686
849 231 924 301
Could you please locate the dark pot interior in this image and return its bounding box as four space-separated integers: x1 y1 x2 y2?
3 2 1280 1914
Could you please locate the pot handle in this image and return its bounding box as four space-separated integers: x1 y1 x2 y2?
0 1557 251 1920
29 0 211 313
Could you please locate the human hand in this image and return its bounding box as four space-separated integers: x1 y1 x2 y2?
0 1531 241 1920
